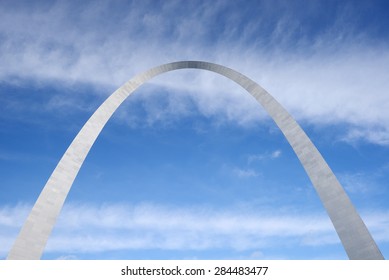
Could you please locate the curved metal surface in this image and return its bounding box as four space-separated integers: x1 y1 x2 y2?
7 61 384 260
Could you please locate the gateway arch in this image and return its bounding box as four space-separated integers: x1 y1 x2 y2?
7 61 384 260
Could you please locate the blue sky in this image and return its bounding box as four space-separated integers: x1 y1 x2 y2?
1 0 389 260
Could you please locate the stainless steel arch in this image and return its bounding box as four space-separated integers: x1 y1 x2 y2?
7 61 384 260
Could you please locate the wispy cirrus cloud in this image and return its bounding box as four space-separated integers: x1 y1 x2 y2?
232 168 260 178
0 0 389 145
247 150 282 164
0 202 335 257
1 202 387 259
340 172 378 194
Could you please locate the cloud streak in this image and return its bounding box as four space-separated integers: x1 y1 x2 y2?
1 202 387 258
247 150 282 164
233 168 260 178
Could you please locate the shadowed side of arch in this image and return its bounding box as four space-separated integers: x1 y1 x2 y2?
7 61 384 260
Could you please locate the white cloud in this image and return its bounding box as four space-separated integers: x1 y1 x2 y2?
271 150 282 159
0 204 31 258
0 1 389 144
340 172 377 194
1 202 387 258
232 168 260 178
247 150 282 163
0 202 340 256
0 203 31 227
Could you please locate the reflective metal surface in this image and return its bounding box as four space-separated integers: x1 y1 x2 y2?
7 61 384 260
